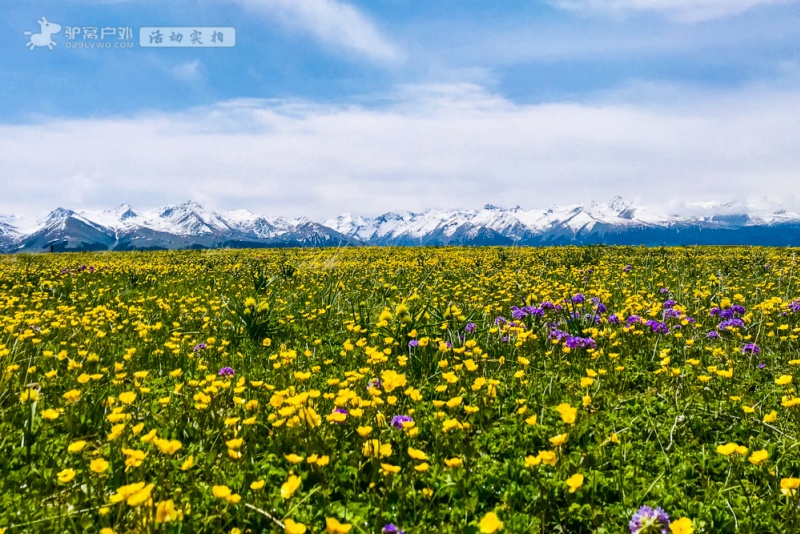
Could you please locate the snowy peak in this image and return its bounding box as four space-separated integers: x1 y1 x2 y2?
5 197 800 252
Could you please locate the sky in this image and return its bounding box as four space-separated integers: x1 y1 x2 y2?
1 0 799 219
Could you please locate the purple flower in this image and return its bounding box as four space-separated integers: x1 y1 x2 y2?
623 264 632 272
382 525 405 534
465 322 477 333
707 331 720 339
511 306 528 320
645 320 669 334
659 288 669 294
193 343 207 352
758 363 766 369
731 305 746 315
390 415 413 430
608 314 620 324
541 301 556 310
218 366 234 377
368 378 382 390
565 336 597 350
718 318 745 330
627 315 642 326
709 307 721 316
663 300 676 309
408 339 419 348
629 505 670 534
742 343 760 355
789 300 800 313
571 293 585 304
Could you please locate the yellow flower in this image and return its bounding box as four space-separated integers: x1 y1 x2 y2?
250 480 266 490
284 519 307 534
580 377 594 388
524 455 541 468
549 434 568 447
781 477 800 496
444 457 463 468
525 415 538 425
285 453 304 464
716 443 737 456
566 473 584 493
326 517 352 533
155 499 183 523
669 517 694 534
408 447 427 461
68 440 88 453
538 450 558 466
57 468 76 484
281 475 302 499
479 511 504 533
180 455 195 470
118 391 137 404
213 485 232 499
362 440 392 458
226 438 244 450
775 375 793 386
414 462 430 472
109 482 154 506
90 458 109 473
41 409 60 420
154 438 183 455
357 425 373 437
749 449 769 465
556 404 577 425
380 463 401 475
63 389 81 403
19 389 38 402
763 410 778 423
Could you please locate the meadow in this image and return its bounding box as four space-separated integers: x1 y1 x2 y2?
1 246 799 533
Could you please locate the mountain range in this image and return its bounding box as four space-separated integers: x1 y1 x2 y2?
2 197 799 252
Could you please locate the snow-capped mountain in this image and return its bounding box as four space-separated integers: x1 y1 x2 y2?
0 201 358 252
2 197 800 252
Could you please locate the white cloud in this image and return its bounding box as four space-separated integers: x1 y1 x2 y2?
550 0 797 22
170 60 203 81
1 82 799 219
233 0 402 63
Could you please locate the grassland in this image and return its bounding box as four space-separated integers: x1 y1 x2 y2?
1 246 799 533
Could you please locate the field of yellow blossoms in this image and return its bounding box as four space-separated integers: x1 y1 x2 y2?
2 246 800 533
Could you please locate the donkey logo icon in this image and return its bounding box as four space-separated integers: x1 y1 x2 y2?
24 17 62 50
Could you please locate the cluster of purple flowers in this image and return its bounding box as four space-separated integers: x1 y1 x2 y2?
742 343 760 354
193 343 207 352
629 505 670 534
607 314 620 324
464 322 477 333
710 305 746 318
390 415 413 430
644 320 670 334
511 306 544 320
626 315 642 326
717 318 745 331
789 300 800 313
571 293 586 304
565 336 597 350
591 297 607 314
218 367 234 377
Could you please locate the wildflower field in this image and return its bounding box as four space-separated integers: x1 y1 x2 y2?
2 246 800 533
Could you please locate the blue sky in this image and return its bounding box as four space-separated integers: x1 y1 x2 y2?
1 0 800 218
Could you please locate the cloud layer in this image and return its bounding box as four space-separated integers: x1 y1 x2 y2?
550 0 796 21
1 82 799 219
233 0 402 63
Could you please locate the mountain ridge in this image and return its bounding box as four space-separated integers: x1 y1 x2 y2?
2 197 800 252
